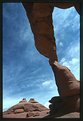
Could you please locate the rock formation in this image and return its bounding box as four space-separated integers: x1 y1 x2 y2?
3 97 80 118
49 61 80 97
46 61 80 118
3 98 49 118
48 95 80 115
6 3 80 118
22 3 80 62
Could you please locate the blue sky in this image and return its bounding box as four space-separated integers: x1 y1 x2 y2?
3 3 80 111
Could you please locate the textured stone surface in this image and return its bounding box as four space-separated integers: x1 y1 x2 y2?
48 61 80 118
24 104 40 112
3 97 80 118
14 109 24 114
22 3 80 61
29 98 38 103
57 112 80 118
3 98 49 118
44 112 80 118
33 112 40 117
3 3 80 119
22 3 58 61
49 95 80 116
26 111 40 117
49 61 80 97
26 112 34 117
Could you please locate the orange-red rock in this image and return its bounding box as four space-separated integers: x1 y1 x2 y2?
14 109 24 114
22 3 80 61
49 61 80 97
3 98 49 118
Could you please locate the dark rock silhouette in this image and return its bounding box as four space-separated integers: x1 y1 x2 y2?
49 95 80 115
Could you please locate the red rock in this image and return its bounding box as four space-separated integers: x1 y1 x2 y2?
3 98 49 118
26 112 34 117
19 98 27 103
3 109 14 115
33 112 40 117
44 112 80 118
49 95 80 117
49 61 80 97
14 109 24 114
26 111 40 117
22 3 58 61
22 3 80 61
29 98 38 103
24 104 40 112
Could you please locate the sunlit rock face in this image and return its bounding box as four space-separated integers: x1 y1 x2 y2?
50 61 80 97
48 61 80 118
3 3 80 119
3 98 49 118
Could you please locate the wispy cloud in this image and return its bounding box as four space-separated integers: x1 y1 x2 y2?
60 42 80 80
53 6 80 81
41 79 57 90
3 4 80 111
53 7 80 49
42 80 51 87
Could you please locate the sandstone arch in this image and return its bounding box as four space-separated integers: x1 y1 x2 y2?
22 3 80 116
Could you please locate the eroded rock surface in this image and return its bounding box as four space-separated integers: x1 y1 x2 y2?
3 98 49 118
47 61 80 118
22 3 80 61
3 3 80 119
49 61 80 97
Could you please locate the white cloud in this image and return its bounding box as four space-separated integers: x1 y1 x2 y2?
53 7 74 24
60 58 70 67
60 57 79 67
60 56 80 80
41 79 59 93
70 58 79 65
60 58 66 63
42 80 51 87
62 61 70 68
68 42 80 58
52 7 75 33
60 41 80 80
59 42 63 47
3 5 80 112
71 14 80 32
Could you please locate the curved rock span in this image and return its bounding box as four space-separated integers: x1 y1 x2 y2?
21 3 80 118
22 3 80 61
4 3 80 118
